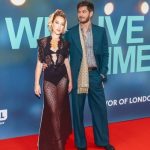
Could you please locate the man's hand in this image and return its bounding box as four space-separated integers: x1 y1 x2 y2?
42 63 48 71
100 74 105 88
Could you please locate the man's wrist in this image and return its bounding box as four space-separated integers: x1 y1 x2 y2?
100 74 105 79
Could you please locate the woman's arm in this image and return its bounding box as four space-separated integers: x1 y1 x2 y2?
64 58 72 93
34 59 43 97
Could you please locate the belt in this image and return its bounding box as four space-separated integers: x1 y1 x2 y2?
88 67 97 71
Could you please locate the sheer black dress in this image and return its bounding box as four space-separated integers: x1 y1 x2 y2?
37 36 72 150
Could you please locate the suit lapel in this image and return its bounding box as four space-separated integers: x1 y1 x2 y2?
72 25 82 54
92 24 98 53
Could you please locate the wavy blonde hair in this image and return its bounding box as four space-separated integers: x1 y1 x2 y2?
48 9 67 34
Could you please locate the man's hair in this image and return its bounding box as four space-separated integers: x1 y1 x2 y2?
77 1 94 12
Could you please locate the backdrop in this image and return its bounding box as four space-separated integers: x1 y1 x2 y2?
0 0 150 139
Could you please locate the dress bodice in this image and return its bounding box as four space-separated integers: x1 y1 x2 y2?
37 36 69 85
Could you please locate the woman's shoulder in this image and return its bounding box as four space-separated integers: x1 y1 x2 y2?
61 35 69 46
62 40 69 50
37 36 50 47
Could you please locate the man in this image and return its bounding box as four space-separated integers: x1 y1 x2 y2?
65 1 115 150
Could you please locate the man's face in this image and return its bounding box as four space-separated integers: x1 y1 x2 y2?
77 6 93 24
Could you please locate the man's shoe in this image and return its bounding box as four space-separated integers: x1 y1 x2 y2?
103 144 115 150
77 147 87 150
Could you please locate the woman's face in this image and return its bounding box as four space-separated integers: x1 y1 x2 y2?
52 16 65 35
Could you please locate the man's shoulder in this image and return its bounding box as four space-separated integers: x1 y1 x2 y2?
92 24 105 32
67 24 79 32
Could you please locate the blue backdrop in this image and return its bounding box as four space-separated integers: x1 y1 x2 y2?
0 0 150 139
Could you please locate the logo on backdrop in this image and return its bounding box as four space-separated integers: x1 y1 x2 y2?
2 16 150 74
0 109 8 125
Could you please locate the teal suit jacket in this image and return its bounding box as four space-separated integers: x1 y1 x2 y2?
65 24 109 89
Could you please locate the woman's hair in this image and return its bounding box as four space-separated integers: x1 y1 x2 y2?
48 9 67 34
77 1 94 12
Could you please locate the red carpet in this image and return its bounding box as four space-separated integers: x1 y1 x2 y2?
0 118 150 150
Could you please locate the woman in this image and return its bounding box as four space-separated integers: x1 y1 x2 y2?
34 10 72 150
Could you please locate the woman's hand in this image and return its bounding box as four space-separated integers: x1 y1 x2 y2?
68 81 73 93
34 84 41 97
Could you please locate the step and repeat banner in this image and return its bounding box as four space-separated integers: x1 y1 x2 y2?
0 0 150 139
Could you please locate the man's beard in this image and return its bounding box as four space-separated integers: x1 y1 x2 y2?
78 16 90 24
